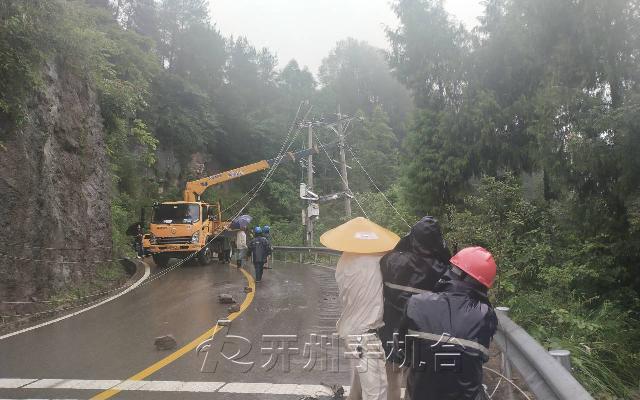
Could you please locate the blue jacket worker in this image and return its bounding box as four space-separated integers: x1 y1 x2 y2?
399 246 498 400
248 226 271 283
262 225 273 269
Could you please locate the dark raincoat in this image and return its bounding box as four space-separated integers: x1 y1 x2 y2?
248 235 271 263
401 277 498 400
263 232 272 247
378 216 451 360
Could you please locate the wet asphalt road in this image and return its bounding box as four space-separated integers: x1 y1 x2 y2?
0 259 349 399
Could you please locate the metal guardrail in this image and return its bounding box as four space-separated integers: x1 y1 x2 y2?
273 245 595 400
272 246 341 264
273 246 341 255
494 308 594 400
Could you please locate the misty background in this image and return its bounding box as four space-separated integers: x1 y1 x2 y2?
210 0 483 73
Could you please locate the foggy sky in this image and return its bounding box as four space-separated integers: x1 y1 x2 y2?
209 0 483 75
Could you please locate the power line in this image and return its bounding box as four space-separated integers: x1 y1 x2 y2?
345 142 412 229
1 106 312 325
312 130 369 218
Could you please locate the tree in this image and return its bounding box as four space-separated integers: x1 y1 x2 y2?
158 0 209 68
348 106 399 193
387 0 469 110
318 38 412 135
172 23 226 91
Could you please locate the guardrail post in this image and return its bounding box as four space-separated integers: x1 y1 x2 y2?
496 306 515 400
314 252 318 264
549 349 572 372
299 252 303 263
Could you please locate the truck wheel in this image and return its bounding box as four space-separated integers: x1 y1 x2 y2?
198 246 212 266
153 254 169 268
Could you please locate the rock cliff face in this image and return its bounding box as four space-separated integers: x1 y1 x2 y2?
0 61 112 301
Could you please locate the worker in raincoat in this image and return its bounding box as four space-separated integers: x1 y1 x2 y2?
320 217 400 400
263 225 273 269
248 226 271 283
400 246 498 400
379 216 451 400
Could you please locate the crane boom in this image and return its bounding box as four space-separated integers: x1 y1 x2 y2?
182 146 321 202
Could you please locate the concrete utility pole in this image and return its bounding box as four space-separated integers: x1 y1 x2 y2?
306 123 314 246
336 106 352 218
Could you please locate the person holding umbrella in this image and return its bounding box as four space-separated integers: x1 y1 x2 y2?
320 217 400 400
231 215 252 268
235 227 248 268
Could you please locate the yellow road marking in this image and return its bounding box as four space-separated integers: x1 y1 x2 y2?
91 266 255 400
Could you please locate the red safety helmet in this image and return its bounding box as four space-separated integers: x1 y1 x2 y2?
449 247 497 288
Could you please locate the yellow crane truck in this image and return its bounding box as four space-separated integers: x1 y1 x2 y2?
147 148 316 267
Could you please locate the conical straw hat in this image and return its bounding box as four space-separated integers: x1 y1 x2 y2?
320 217 400 254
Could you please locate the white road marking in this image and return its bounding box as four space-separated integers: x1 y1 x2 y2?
0 379 37 388
218 382 334 396
25 380 121 390
0 379 348 395
0 261 151 341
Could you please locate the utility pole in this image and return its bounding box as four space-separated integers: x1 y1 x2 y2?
337 106 352 218
306 123 314 246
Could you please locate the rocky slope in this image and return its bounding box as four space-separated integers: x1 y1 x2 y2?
0 61 112 302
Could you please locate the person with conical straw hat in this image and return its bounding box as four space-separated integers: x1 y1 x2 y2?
321 217 400 400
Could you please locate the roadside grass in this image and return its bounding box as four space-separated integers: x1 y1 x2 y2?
445 174 640 399
508 293 640 399
48 260 128 305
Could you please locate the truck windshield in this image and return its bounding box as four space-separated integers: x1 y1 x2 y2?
152 204 200 224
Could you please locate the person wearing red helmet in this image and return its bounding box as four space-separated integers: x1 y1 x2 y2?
399 246 498 400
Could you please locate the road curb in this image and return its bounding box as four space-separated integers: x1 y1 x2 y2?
0 260 151 340
123 257 147 285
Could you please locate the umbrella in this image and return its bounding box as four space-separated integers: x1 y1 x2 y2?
230 214 252 229
126 222 143 236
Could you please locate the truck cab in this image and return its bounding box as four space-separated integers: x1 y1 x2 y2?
148 201 228 267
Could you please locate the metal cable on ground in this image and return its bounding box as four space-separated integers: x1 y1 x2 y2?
0 252 130 265
345 142 411 229
489 376 503 398
311 130 369 218
0 244 113 251
483 366 532 400
0 264 146 321
135 107 311 290
1 108 311 325
1 279 132 305
0 105 310 266
1 127 300 321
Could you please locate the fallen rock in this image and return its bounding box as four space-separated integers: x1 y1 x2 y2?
218 294 235 304
244 286 253 293
154 335 177 351
227 304 241 313
321 382 345 399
